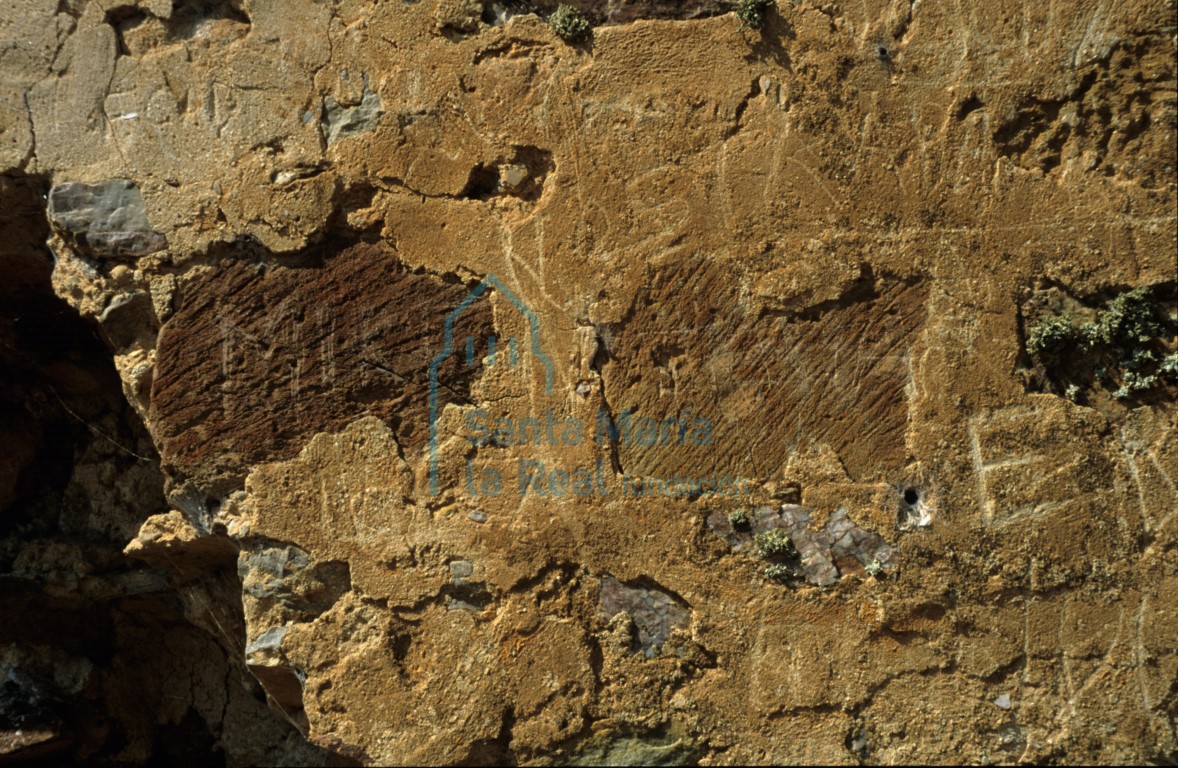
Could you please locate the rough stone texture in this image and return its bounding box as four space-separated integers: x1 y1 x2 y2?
600 263 929 481
2 0 1177 765
1 173 323 765
150 241 493 495
708 503 900 585
48 179 169 259
323 85 383 145
599 576 693 656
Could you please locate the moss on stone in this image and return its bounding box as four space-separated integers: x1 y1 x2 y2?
764 563 792 582
754 528 795 559
1090 286 1162 346
548 4 590 42
1024 285 1174 404
735 0 771 29
1161 353 1178 381
1026 314 1076 358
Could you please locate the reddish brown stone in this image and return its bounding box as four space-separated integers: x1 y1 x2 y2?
151 243 493 494
602 259 927 482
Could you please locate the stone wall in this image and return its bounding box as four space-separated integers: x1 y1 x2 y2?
2 0 1175 763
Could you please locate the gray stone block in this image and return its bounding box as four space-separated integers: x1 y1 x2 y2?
48 179 167 259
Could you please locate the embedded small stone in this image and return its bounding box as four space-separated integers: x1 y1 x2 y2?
708 501 896 587
500 164 529 191
245 626 288 657
599 576 691 657
323 86 382 144
47 179 167 259
450 560 474 580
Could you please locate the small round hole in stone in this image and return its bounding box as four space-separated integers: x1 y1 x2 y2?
903 488 919 505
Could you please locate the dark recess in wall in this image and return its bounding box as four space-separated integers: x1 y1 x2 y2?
0 172 318 766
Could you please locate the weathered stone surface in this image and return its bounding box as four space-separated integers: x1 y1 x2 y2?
600 261 928 481
708 503 898 585
323 85 383 145
1 172 321 766
2 0 1176 764
599 576 692 655
150 241 493 495
47 180 167 259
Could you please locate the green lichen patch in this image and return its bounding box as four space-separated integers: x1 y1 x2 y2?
734 0 772 29
764 563 792 582
726 508 751 530
547 4 591 42
1161 353 1178 380
749 527 805 588
1021 283 1177 409
753 528 795 559
751 526 801 586
1025 314 1077 360
1082 286 1165 347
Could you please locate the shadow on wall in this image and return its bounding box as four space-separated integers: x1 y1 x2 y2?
0 172 324 766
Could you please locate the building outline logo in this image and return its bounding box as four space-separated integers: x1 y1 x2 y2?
428 273 554 495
